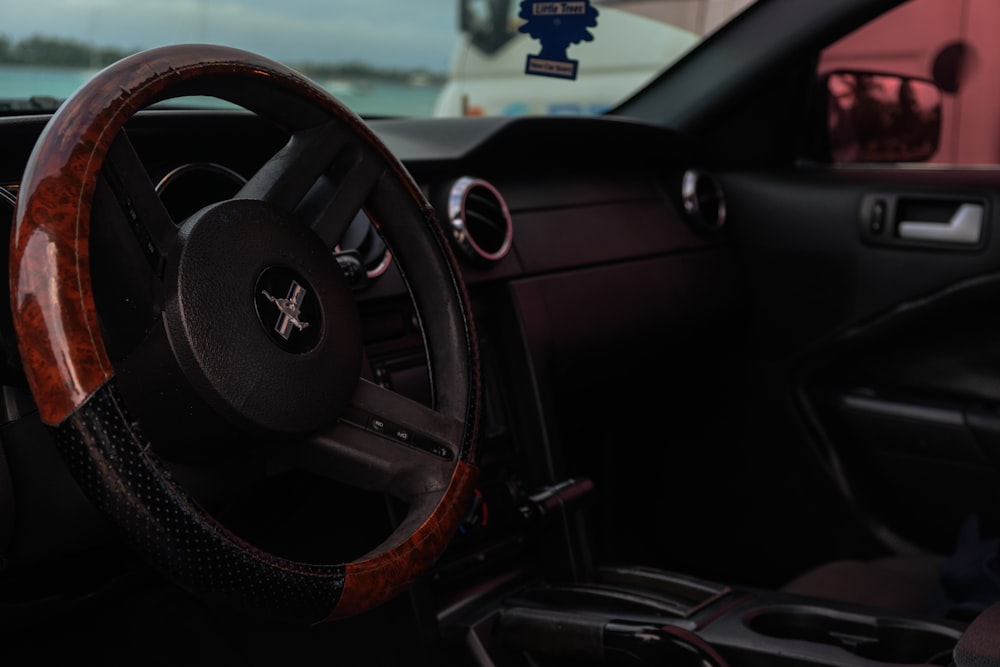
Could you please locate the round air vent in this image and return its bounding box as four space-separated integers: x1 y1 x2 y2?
681 169 726 231
446 176 513 266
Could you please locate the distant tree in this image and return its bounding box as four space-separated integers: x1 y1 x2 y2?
0 34 132 67
0 32 440 83
14 35 88 66
295 60 445 85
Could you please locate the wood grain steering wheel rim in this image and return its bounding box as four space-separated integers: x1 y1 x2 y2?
9 44 480 623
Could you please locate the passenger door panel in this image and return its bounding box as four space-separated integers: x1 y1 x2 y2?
724 168 1000 553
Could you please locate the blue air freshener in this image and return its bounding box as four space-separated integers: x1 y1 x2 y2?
518 0 599 80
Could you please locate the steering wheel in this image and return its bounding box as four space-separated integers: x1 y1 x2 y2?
9 45 480 624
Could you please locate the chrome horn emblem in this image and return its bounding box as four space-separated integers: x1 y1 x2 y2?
262 280 311 340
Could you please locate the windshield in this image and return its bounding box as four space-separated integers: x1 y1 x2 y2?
0 0 755 118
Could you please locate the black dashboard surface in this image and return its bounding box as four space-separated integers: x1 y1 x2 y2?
0 108 741 599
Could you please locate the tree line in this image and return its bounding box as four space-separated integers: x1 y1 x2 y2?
0 34 444 84
0 35 134 67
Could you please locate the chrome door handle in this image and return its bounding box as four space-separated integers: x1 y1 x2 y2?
897 203 984 244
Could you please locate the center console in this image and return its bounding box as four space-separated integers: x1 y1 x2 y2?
359 265 969 667
439 565 965 666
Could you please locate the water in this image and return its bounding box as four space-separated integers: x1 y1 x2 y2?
0 64 444 118
311 78 443 118
0 64 99 100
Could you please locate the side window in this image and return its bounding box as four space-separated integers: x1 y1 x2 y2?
820 0 991 165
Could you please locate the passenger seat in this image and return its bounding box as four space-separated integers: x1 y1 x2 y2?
782 514 1000 620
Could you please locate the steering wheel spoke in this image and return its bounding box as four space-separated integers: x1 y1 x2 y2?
300 143 387 248
91 134 173 361
236 118 386 248
103 130 178 268
283 379 461 499
237 119 347 210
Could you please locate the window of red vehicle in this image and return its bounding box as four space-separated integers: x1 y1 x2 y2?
820 0 996 165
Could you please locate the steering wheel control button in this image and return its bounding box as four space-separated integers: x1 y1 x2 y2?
341 406 454 460
367 415 411 445
254 267 322 353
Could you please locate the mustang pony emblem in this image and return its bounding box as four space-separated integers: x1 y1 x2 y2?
262 281 310 340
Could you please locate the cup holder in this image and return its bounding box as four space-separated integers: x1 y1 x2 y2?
744 605 961 665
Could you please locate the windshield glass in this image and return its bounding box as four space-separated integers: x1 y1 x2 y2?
0 0 755 118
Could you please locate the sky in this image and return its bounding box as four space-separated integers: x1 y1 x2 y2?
0 0 460 71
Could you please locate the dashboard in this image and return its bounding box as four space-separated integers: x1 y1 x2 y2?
0 108 743 615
